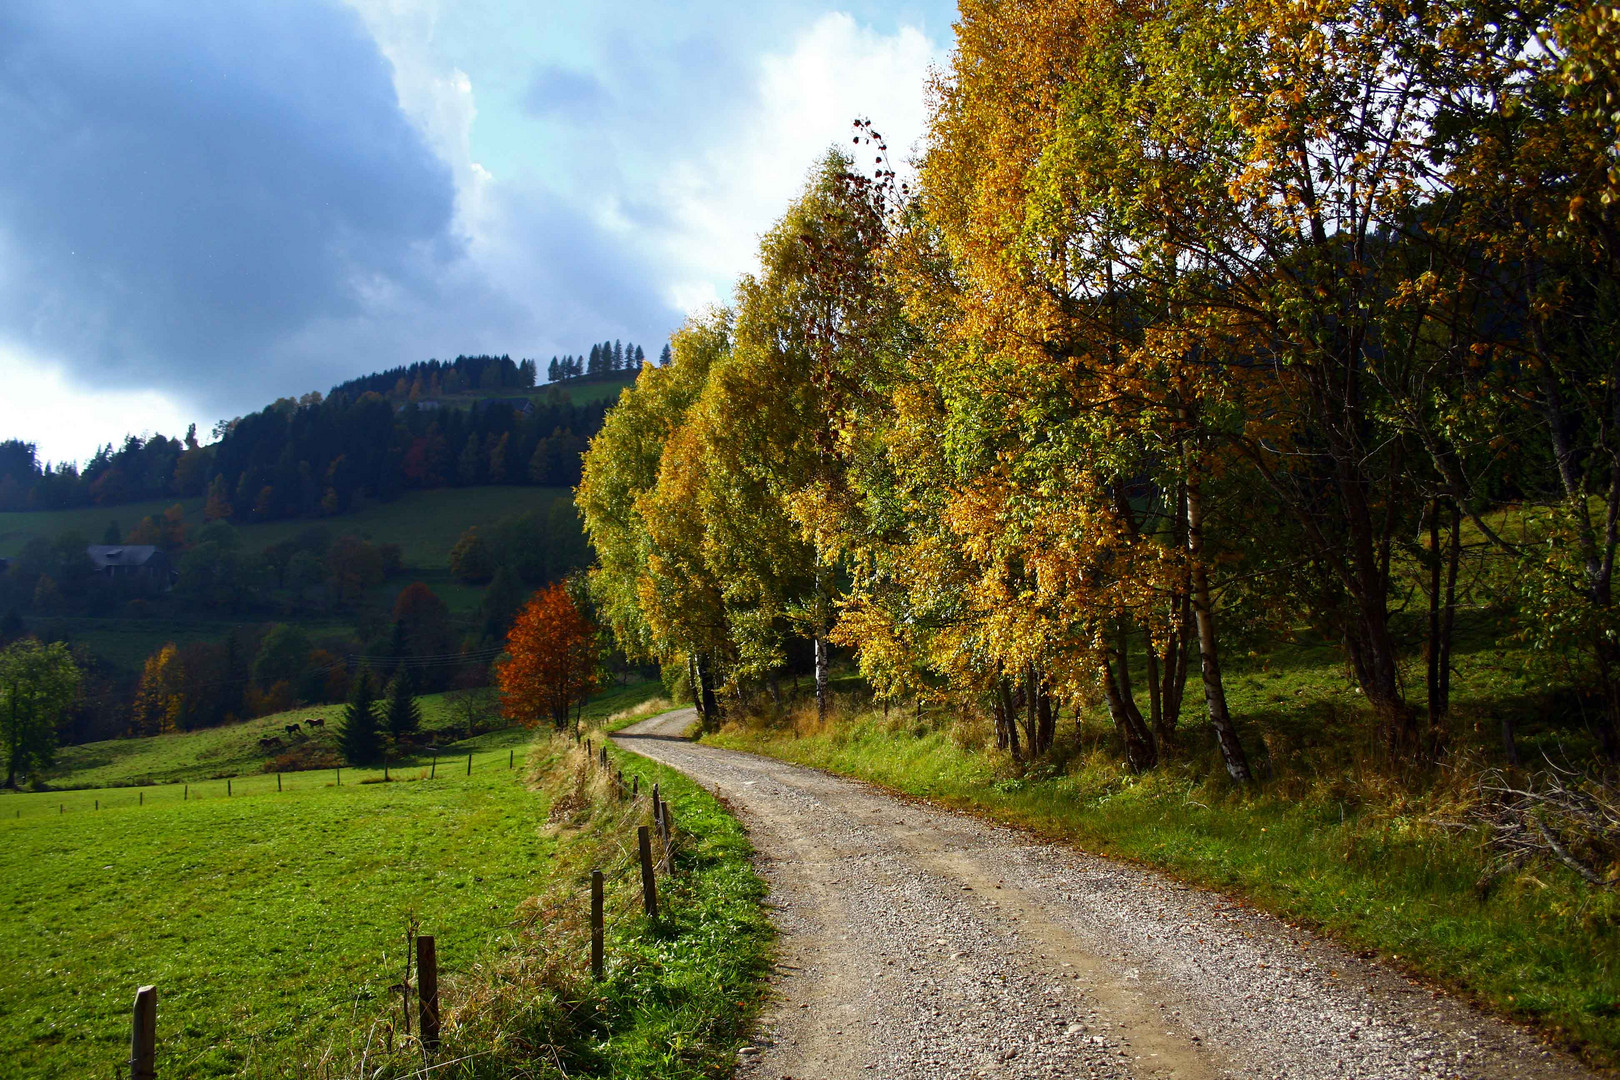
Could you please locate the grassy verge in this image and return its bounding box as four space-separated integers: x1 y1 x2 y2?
348 710 771 1079
708 701 1620 1069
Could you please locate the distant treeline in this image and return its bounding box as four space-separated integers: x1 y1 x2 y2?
0 351 644 517
547 340 657 382
331 353 537 399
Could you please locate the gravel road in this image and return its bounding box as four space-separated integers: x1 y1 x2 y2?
614 709 1598 1080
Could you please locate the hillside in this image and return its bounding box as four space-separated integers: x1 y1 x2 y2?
0 485 568 566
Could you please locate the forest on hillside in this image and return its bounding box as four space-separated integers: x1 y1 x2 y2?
579 0 1620 780
0 346 650 520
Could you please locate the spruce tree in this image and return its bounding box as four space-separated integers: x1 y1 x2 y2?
548 357 560 383
588 344 602 374
613 339 624 369
633 344 646 368
339 669 381 764
384 673 421 743
659 343 672 366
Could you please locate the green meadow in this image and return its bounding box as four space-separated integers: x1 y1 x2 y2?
0 683 669 1078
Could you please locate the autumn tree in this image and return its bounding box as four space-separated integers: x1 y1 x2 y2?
449 527 495 584
497 582 599 731
132 643 186 735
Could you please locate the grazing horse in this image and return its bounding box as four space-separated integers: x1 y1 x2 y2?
258 736 284 752
284 723 301 737
305 717 325 730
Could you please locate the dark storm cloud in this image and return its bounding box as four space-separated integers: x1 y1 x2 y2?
0 1 462 401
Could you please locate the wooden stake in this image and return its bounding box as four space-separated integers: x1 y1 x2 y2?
277 773 281 792
384 758 389 781
336 768 341 786
637 826 658 919
129 985 157 1080
226 780 231 797
660 804 675 872
430 755 436 779
590 869 604 979
466 753 472 775
95 799 99 811
509 749 514 768
417 935 440 1052
632 775 638 798
183 784 187 801
139 791 144 806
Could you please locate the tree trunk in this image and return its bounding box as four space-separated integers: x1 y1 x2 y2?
1157 591 1191 743
813 635 829 726
1023 664 1039 754
1424 499 1461 761
1186 471 1253 783
1098 646 1156 772
697 654 720 731
995 676 1021 759
1035 676 1055 755
688 653 704 725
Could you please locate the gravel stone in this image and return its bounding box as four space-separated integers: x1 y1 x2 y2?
616 710 1598 1080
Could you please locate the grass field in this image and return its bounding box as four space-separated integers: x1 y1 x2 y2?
39 682 663 794
709 634 1620 1070
0 486 570 568
0 683 681 1079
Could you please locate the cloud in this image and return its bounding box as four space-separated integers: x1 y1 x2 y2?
523 66 611 119
653 12 943 309
0 345 197 466
0 1 949 462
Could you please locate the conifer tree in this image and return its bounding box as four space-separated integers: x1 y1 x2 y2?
659 343 672 367
613 339 625 369
383 672 421 743
338 669 381 764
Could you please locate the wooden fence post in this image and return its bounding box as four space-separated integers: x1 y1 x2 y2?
336 768 341 786
277 774 281 793
430 755 437 779
226 780 231 797
139 791 144 806
509 749 514 769
600 745 607 769
384 758 390 782
95 799 99 811
591 870 605 979
637 826 658 919
129 984 157 1080
417 935 440 1052
632 775 638 798
652 783 660 820
183 784 187 801
466 753 472 776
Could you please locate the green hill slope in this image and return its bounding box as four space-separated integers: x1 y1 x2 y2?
0 485 569 566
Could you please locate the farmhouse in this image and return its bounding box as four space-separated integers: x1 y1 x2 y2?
85 545 176 592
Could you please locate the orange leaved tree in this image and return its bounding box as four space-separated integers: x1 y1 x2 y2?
497 583 598 732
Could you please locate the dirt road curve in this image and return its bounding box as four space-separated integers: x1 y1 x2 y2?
615 709 1596 1080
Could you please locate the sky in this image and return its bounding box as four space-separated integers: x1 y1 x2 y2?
0 0 956 465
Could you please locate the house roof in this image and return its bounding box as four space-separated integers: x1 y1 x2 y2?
86 545 163 569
